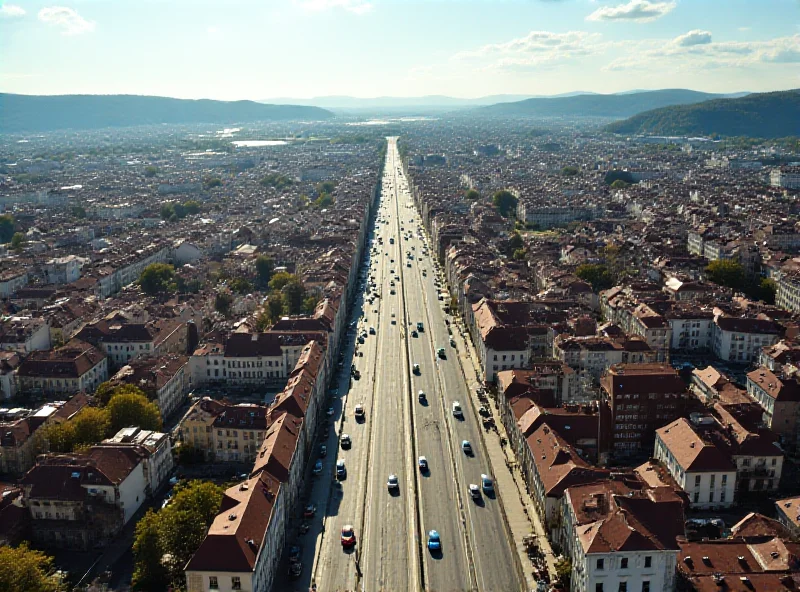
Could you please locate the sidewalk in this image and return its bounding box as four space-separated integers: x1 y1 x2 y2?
449 313 559 589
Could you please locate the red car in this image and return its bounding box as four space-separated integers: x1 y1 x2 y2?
341 524 356 548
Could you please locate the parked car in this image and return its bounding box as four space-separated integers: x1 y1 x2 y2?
303 504 316 518
288 561 302 579
319 445 327 458
313 460 323 475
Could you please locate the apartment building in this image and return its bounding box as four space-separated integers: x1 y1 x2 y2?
16 339 108 395
111 354 189 420
712 317 782 364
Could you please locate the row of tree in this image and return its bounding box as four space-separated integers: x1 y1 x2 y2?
160 200 201 222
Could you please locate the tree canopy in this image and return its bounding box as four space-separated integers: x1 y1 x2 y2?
575 263 614 292
107 392 163 433
465 189 480 200
10 232 25 251
259 172 293 191
255 255 274 286
492 190 518 217
214 291 233 317
139 263 176 296
705 259 746 290
0 214 14 243
561 165 580 176
0 544 61 592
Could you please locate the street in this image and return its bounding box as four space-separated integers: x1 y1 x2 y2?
299 138 520 592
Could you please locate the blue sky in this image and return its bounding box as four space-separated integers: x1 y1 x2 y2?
1 0 798 99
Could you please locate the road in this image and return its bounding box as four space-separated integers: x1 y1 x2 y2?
301 138 520 592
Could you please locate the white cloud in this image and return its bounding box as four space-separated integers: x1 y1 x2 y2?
38 6 95 35
0 4 25 18
452 30 603 70
673 30 712 47
586 0 676 23
297 0 373 15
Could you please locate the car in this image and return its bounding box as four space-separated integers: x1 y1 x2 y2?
287 561 303 579
461 440 472 455
387 474 399 491
417 322 424 332
481 474 494 493
427 530 441 551
303 504 316 518
288 545 301 563
437 348 446 359
413 363 420 375
319 445 327 458
469 484 481 499
418 390 426 402
326 407 335 417
411 330 418 338
390 289 396 295
450 338 456 347
341 525 356 547
337 460 347 479
407 262 411 267
340 434 351 448
452 402 463 418
313 460 323 475
418 456 428 471
369 326 376 334
354 405 365 421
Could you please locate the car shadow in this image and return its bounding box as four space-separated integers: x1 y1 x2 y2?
472 496 485 508
484 490 496 500
389 488 401 498
343 544 356 555
429 548 444 560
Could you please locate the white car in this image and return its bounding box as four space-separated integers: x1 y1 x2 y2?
469 484 481 499
452 402 463 418
387 474 399 491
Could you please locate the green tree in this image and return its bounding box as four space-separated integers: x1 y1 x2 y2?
575 263 614 292
705 259 746 290
255 255 274 287
139 263 176 296
465 189 480 200
509 231 524 251
172 203 186 219
10 232 25 251
95 382 145 406
269 271 295 292
71 205 87 218
313 193 334 209
37 421 76 453
266 293 284 322
555 557 572 588
0 543 61 592
283 278 306 314
561 165 579 176
610 179 630 189
492 190 518 218
303 295 318 314
0 214 14 243
158 481 225 587
107 392 162 433
513 248 527 261
144 166 159 178
317 180 336 194
215 291 234 317
72 407 112 446
160 203 175 220
183 200 201 215
259 173 293 191
229 278 253 294
755 278 777 304
203 177 222 189
132 510 169 591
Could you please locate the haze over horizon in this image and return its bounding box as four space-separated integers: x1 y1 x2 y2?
1 0 798 101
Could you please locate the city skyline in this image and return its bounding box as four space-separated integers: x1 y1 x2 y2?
0 0 798 101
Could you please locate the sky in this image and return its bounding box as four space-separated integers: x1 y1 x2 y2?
0 0 799 100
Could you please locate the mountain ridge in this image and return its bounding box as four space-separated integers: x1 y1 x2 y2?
604 89 800 138
0 93 334 133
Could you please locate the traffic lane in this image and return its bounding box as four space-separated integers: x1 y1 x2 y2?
405 239 471 592
407 199 520 592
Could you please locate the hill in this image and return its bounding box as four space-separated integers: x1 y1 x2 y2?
604 89 800 138
0 94 334 133
477 89 740 118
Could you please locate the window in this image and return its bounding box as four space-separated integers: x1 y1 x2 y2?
645 556 652 568
597 558 604 570
596 585 604 592
209 576 218 589
619 583 627 592
710 475 715 488
642 582 650 592
720 490 726 503
695 475 701 486
693 492 700 503
721 474 727 485
621 558 628 569
231 576 242 590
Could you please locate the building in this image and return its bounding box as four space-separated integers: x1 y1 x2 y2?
601 364 690 457
0 351 20 399
0 316 51 352
0 270 28 298
553 336 624 382
516 203 597 230
178 399 269 463
100 427 174 495
712 317 782 364
654 418 737 509
16 339 108 395
42 255 81 285
770 167 800 190
774 496 800 537
111 354 189 420
562 479 685 592
746 366 800 452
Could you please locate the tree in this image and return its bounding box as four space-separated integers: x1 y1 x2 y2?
95 382 144 406
144 166 159 178
303 295 318 314
610 179 630 189
139 263 176 296
158 481 225 587
465 189 480 200
755 278 777 304
255 255 274 287
509 231 524 251
71 205 87 218
604 170 635 186
37 421 76 453
215 291 234 317
561 165 579 176
492 190 518 218
313 193 333 209
228 278 253 294
10 232 25 251
203 177 222 189
554 557 572 588
107 392 163 433
0 543 61 592
183 200 201 215
283 278 306 314
706 259 746 290
160 203 175 220
268 271 295 292
0 214 14 243
132 510 169 591
72 407 112 446
575 263 614 292
172 203 186 219
266 293 284 322
513 248 527 261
